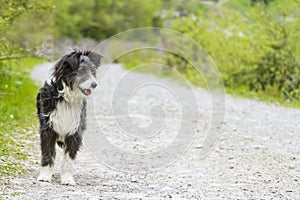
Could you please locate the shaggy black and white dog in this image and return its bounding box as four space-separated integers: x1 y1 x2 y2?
36 50 101 185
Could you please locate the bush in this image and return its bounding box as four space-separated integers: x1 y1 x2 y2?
169 0 300 103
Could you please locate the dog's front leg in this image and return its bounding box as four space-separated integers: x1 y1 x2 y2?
38 128 57 182
61 132 82 185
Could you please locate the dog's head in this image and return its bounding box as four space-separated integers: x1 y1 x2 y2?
52 50 102 97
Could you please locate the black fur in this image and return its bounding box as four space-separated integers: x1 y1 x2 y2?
37 50 101 169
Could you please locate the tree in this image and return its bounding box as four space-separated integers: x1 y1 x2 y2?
52 0 162 40
0 0 52 74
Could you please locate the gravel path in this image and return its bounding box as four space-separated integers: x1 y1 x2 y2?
2 62 300 199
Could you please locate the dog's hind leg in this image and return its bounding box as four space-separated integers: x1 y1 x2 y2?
61 132 82 185
38 128 58 182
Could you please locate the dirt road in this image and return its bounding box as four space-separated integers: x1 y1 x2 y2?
2 62 299 199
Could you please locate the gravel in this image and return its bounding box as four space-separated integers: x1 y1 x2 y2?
1 62 299 199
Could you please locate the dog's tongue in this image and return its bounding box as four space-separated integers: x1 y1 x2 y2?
84 89 92 96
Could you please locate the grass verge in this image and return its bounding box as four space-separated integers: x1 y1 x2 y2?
0 57 44 178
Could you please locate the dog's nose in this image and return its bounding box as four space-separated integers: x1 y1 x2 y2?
91 82 97 88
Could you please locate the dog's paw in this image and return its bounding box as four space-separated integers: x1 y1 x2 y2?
61 173 76 186
38 166 53 182
38 174 52 182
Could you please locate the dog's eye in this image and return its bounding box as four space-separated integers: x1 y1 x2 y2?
80 58 85 63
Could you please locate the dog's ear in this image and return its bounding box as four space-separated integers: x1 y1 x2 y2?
52 58 66 82
88 52 102 68
52 54 76 82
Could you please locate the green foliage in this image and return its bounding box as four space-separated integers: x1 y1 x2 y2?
0 0 52 33
161 0 205 17
53 0 94 40
0 0 53 77
245 1 300 100
53 0 162 40
169 0 300 104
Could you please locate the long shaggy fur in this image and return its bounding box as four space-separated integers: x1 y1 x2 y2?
36 50 101 185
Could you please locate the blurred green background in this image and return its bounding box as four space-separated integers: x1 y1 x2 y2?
1 0 300 177
1 0 300 104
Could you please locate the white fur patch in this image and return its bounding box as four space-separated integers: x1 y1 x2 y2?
38 166 53 182
49 84 83 136
61 154 75 185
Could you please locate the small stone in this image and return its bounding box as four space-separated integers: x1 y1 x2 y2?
130 178 138 183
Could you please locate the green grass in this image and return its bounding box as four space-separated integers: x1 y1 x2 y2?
0 57 44 177
226 86 300 109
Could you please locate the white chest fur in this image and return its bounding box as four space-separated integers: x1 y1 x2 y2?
49 98 83 136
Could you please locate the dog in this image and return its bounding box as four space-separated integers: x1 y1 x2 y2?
36 49 101 185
